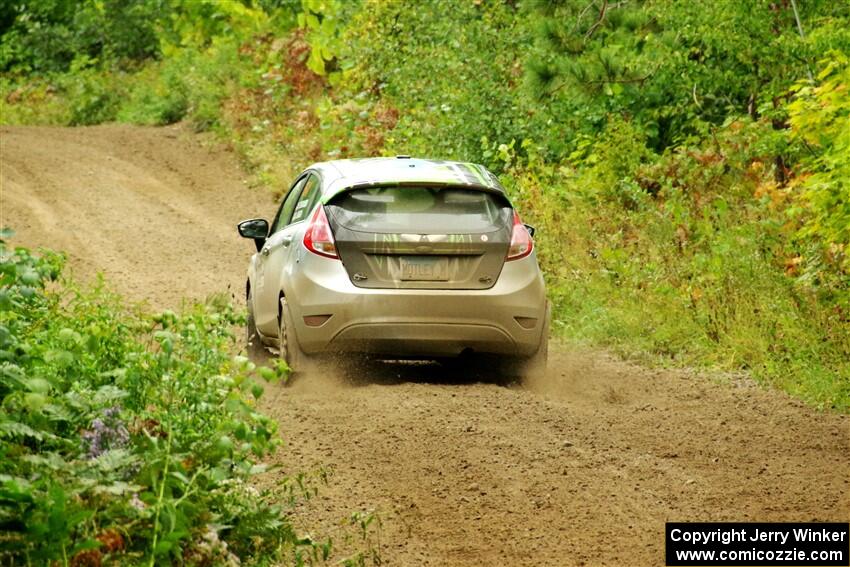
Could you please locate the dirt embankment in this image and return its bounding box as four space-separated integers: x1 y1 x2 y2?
2 125 847 566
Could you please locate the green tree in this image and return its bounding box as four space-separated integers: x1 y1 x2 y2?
0 0 165 72
526 0 850 154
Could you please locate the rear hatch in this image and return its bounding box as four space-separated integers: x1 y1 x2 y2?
326 186 512 289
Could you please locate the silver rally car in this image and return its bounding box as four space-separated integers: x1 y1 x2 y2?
238 156 548 378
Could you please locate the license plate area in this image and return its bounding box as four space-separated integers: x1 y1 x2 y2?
399 256 449 281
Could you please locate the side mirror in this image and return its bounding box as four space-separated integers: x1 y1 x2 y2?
524 224 536 238
237 219 269 252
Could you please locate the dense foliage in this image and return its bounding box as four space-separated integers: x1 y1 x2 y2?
0 236 328 565
526 0 850 153
787 54 850 281
1 0 847 416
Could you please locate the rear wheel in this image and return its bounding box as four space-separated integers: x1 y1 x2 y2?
502 303 549 381
246 287 266 362
279 297 312 375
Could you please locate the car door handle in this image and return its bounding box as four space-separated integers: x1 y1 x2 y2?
281 236 293 247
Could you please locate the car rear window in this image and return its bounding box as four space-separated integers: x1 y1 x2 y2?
327 187 511 234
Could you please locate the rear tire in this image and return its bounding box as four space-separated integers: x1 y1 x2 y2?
246 288 266 362
279 297 312 375
502 303 549 381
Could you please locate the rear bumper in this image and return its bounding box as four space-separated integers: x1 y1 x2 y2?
285 251 547 357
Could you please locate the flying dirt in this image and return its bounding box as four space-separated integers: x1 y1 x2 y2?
1 124 847 566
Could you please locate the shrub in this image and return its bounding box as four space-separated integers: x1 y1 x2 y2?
787 53 850 294
0 237 308 565
118 41 245 130
0 0 163 73
340 0 538 168
503 119 850 410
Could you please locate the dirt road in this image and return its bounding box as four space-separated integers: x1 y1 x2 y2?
2 125 847 566
1 124 269 308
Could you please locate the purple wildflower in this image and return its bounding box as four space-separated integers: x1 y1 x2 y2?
103 406 121 419
82 406 129 459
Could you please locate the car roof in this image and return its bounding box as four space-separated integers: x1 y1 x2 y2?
308 157 506 200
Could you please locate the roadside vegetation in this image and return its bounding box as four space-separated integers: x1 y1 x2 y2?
1 0 848 422
0 233 390 564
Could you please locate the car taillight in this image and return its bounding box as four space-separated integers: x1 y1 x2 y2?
303 205 339 259
506 210 533 261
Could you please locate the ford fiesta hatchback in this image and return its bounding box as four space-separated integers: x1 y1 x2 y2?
237 157 548 378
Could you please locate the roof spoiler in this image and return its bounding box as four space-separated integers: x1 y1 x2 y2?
323 180 509 205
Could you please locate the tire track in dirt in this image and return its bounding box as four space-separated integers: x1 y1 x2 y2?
264 352 848 566
2 125 847 566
